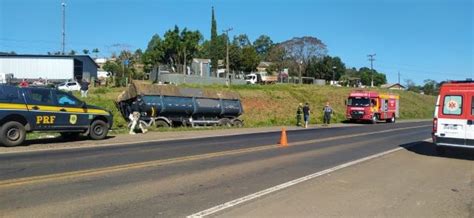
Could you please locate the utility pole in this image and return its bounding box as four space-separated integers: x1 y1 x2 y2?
398 71 400 85
61 1 66 55
298 60 303 84
222 27 233 81
367 53 376 87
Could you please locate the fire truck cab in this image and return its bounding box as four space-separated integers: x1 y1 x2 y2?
432 80 474 154
346 91 400 124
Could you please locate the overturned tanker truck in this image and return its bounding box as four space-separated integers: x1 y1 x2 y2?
116 81 244 128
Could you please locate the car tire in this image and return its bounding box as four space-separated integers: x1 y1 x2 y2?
0 121 26 147
89 120 109 140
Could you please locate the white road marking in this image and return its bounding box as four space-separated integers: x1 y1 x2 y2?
187 139 430 218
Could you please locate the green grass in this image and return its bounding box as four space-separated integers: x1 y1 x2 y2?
75 83 436 132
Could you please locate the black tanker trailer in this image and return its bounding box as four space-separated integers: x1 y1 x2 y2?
116 81 244 128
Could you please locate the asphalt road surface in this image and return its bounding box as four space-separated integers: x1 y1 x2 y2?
0 121 449 217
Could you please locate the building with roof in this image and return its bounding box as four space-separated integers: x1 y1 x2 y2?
381 83 406 90
0 54 99 81
257 61 273 73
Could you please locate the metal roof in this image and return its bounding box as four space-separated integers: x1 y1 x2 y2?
0 54 99 68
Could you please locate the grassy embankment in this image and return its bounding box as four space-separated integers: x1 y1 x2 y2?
79 83 435 134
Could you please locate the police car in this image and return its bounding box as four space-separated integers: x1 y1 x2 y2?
432 80 474 154
0 85 113 147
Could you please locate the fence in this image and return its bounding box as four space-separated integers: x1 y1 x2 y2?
157 73 247 85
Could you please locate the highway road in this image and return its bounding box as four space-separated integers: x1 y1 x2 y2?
0 121 452 217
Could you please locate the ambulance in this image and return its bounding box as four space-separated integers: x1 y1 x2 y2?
432 80 474 153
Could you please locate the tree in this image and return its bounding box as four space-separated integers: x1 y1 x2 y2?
306 56 346 80
134 49 143 63
179 28 203 74
145 26 202 74
241 46 260 72
92 48 100 58
82 49 89 55
405 79 421 93
278 36 328 83
103 61 121 75
358 67 386 86
233 34 251 48
198 35 226 66
210 7 218 76
266 46 287 74
422 79 439 95
142 34 165 72
103 60 122 86
68 50 76 55
253 35 274 60
228 43 242 72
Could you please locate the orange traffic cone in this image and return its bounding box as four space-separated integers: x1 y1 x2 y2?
279 127 288 147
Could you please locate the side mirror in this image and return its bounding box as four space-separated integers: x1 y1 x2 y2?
344 100 347 106
81 102 87 108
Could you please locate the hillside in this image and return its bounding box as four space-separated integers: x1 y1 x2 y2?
84 84 436 130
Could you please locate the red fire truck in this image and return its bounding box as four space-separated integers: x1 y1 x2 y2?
432 80 474 154
346 91 400 123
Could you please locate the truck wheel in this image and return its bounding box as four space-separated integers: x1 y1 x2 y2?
386 116 396 123
232 119 244 128
218 118 232 127
89 120 109 140
371 116 377 124
0 121 26 147
155 120 170 128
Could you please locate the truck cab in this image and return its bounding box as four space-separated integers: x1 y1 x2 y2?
0 85 113 147
432 80 474 154
245 73 260 84
346 91 399 123
245 72 277 85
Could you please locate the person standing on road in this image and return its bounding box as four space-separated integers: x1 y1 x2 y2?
323 102 334 126
129 95 148 135
80 79 90 98
303 102 310 128
296 103 303 127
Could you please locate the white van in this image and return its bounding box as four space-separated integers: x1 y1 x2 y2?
432 80 474 154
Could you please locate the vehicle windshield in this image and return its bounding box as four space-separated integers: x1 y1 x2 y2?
348 97 370 107
245 75 254 80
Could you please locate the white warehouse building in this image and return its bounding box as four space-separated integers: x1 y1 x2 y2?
0 54 99 81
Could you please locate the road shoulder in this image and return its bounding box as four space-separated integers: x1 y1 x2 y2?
217 142 474 217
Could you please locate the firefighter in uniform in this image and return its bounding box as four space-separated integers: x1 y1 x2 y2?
322 102 334 126
129 95 148 135
296 103 303 127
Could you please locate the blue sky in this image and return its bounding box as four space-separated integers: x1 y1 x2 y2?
1 0 473 84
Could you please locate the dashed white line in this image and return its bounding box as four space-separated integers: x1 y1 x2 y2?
187 139 429 218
